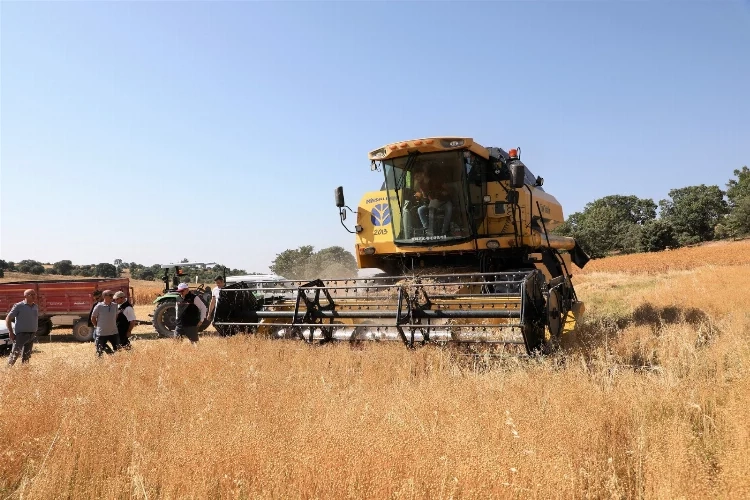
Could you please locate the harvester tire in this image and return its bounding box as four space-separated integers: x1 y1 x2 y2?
547 289 563 340
153 300 177 338
522 323 546 356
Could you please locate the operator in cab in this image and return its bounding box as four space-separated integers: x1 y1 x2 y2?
413 164 453 236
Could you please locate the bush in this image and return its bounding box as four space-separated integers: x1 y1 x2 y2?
17 259 45 275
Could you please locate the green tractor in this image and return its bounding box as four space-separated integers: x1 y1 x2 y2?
151 262 219 338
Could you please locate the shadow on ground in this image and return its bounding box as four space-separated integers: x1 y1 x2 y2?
561 303 718 366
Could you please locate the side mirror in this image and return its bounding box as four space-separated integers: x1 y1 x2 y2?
509 161 526 189
535 176 544 187
335 186 345 208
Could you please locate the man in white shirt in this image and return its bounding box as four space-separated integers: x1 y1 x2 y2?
207 275 227 335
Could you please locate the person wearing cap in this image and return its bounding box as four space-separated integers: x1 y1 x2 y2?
88 290 103 344
90 290 120 356
175 283 207 343
113 291 136 350
6 289 39 366
206 275 225 334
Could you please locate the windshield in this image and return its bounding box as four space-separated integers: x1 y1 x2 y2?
379 150 485 244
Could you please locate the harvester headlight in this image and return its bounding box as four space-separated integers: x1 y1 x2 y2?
363 247 376 255
371 148 386 159
354 225 363 233
483 195 491 203
486 239 500 250
440 139 465 148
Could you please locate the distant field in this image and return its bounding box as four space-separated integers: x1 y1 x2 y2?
575 238 750 274
1 242 749 498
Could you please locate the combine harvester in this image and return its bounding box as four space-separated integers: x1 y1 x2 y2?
215 137 590 354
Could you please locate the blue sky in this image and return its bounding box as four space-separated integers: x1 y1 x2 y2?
2 1 749 272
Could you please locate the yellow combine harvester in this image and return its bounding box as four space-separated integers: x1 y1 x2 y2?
215 137 590 354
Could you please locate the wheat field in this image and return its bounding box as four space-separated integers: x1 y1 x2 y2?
1 242 749 499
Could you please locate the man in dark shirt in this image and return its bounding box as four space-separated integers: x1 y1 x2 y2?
114 291 136 350
175 283 206 344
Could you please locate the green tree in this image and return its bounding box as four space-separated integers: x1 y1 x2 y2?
17 259 45 275
95 262 118 278
270 245 357 279
553 195 657 258
725 167 750 236
726 166 750 205
77 265 94 277
308 246 358 278
137 269 157 281
659 185 728 245
52 260 74 275
640 219 679 252
270 245 315 279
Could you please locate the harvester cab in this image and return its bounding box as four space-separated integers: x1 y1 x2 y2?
151 262 218 338
215 137 591 354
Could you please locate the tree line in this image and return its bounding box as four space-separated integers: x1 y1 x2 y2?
553 167 749 258
0 259 247 282
0 245 359 282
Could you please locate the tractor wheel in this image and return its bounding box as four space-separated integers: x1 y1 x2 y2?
36 318 53 336
198 317 211 333
72 319 94 342
153 300 178 338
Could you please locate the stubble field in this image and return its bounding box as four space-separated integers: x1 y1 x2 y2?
1 240 749 498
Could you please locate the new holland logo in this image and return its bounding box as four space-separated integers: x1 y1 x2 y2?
371 203 391 226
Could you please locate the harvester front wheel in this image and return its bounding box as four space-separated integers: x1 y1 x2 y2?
153 300 177 338
521 322 546 356
547 289 563 342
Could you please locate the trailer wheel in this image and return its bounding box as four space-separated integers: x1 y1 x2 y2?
153 300 177 338
72 319 94 342
36 318 53 336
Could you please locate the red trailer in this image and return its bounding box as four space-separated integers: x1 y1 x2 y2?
0 278 132 342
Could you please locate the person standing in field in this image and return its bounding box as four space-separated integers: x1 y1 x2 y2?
113 291 136 350
175 282 206 344
88 290 103 344
206 275 228 336
91 290 120 356
5 289 39 366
